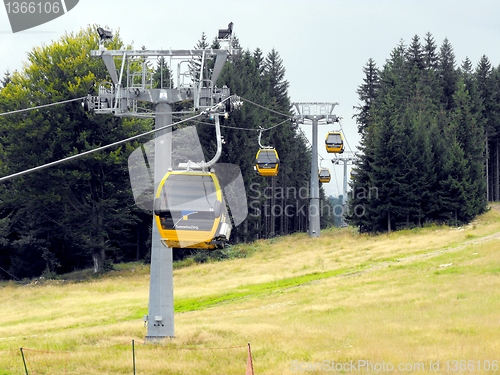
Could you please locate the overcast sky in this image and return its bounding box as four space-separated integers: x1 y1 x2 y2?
1 0 500 196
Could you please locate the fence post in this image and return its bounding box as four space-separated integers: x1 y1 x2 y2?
132 340 136 375
246 342 254 375
20 348 29 375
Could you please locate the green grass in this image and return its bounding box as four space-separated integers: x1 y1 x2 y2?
176 268 349 312
1 208 500 374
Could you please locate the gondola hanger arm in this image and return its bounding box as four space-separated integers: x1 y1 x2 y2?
258 127 274 149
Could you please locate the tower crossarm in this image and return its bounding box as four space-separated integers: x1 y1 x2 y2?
293 102 339 124
86 47 235 116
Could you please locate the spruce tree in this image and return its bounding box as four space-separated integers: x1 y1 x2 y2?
475 55 499 201
354 58 379 135
423 32 439 71
263 49 290 109
0 70 11 88
421 33 442 106
489 66 500 201
450 78 487 218
189 32 209 83
438 38 458 110
406 35 424 72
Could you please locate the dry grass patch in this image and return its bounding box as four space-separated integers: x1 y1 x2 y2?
1 209 500 374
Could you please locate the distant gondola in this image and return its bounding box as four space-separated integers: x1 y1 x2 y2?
319 168 331 183
153 170 231 249
325 131 344 154
350 167 358 180
255 148 280 177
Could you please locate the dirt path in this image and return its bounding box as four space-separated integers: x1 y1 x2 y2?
346 210 500 277
491 203 500 212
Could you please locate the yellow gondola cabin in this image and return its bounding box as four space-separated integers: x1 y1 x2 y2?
255 148 280 177
325 131 344 153
319 168 331 183
153 170 231 249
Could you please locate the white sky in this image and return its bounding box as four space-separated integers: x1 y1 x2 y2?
1 0 500 197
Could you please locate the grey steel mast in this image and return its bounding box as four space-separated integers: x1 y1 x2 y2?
332 152 357 226
85 23 237 341
293 102 339 237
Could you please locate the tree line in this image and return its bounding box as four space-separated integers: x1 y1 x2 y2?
348 33 500 232
0 26 334 280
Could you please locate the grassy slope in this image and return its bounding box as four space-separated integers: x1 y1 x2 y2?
1 209 500 374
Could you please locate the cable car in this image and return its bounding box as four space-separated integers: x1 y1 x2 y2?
319 168 331 183
255 148 280 177
325 131 344 154
350 167 358 180
153 170 231 249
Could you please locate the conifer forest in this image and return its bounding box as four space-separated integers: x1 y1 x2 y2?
349 33 499 233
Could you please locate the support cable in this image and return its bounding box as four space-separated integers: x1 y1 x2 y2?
239 96 291 118
0 97 86 117
0 94 315 182
338 119 353 153
0 266 21 281
300 127 330 163
0 112 203 182
0 94 238 182
195 117 290 132
263 118 292 131
196 120 259 131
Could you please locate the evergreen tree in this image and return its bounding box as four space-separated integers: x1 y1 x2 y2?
218 53 263 240
0 70 11 88
260 48 292 238
346 118 378 232
423 32 439 71
378 40 409 112
435 134 469 224
438 38 458 110
152 57 173 89
354 58 379 135
459 57 481 122
263 49 290 109
475 55 499 201
253 48 265 77
489 66 500 201
189 32 209 84
349 43 410 232
398 91 436 227
450 78 487 218
460 57 474 81
421 33 442 107
406 34 424 72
